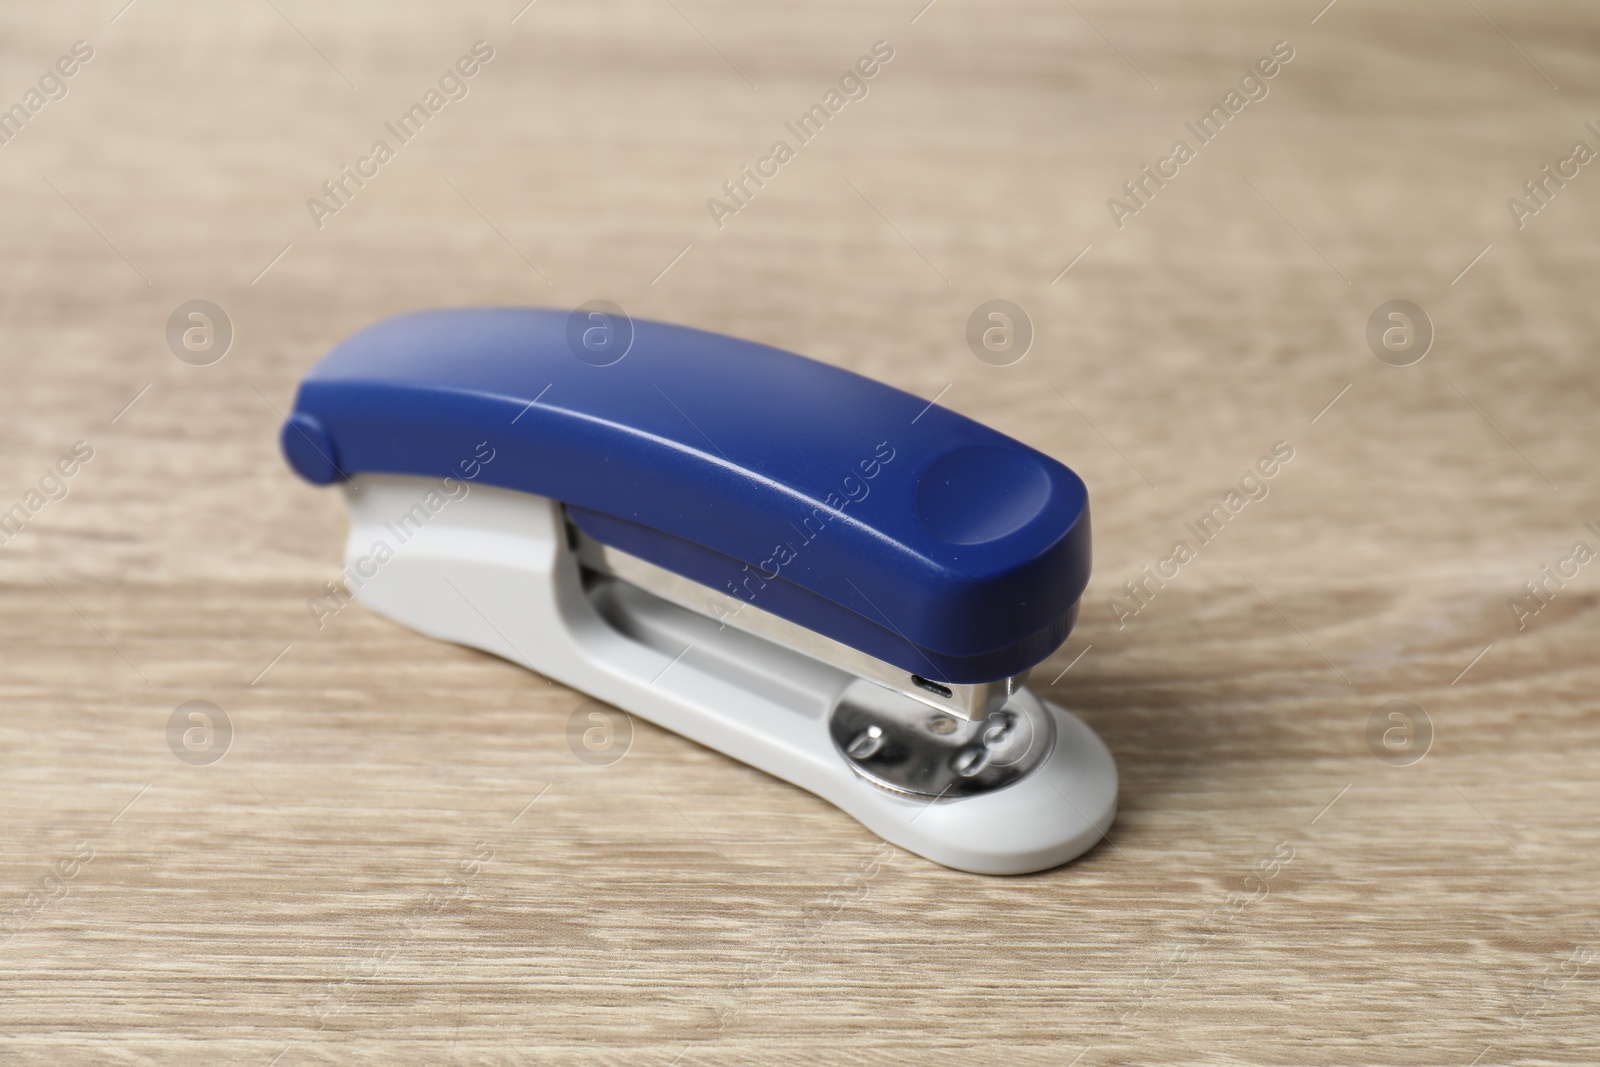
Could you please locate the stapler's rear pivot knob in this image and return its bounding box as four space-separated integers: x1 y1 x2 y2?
281 308 1117 874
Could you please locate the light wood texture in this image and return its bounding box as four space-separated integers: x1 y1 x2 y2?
3 1 1598 1063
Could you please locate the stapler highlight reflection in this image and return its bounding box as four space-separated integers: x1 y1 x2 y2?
280 308 1115 874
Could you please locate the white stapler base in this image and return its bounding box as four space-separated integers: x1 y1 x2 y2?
342 476 1118 875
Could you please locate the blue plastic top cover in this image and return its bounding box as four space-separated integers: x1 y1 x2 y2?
281 308 1090 684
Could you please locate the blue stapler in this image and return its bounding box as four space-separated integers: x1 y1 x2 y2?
281 308 1116 874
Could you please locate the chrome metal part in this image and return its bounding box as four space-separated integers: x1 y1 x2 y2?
572 522 1033 721
827 679 1056 799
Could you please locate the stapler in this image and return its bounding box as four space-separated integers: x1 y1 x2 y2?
280 308 1116 874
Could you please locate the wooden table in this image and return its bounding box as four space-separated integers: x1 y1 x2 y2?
3 1 1596 1062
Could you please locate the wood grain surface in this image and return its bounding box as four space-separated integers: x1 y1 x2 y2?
2 1 1598 1063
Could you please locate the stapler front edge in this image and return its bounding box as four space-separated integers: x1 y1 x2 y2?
280 308 1116 874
